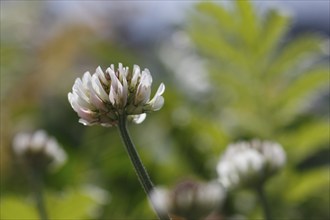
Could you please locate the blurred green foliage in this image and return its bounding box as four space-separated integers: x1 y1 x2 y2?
186 1 329 219
1 0 329 219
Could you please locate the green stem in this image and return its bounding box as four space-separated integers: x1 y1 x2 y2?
117 114 170 220
28 167 48 220
256 184 272 220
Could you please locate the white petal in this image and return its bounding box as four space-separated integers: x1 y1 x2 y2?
96 66 108 85
120 77 128 107
109 86 116 106
146 83 165 111
131 65 141 88
130 113 147 124
13 133 30 155
118 63 128 79
151 96 164 111
135 70 152 105
91 74 109 102
141 69 153 86
109 69 126 108
155 83 165 96
82 71 92 88
73 78 90 103
30 130 48 152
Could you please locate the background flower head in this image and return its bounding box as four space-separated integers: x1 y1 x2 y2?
12 130 67 171
217 140 286 189
151 180 226 220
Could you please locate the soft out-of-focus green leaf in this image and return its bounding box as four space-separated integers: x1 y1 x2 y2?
256 9 291 61
0 196 38 219
285 168 329 203
47 188 103 219
0 188 104 220
196 2 237 33
275 69 328 121
235 0 259 48
279 121 329 163
266 35 325 78
189 28 249 70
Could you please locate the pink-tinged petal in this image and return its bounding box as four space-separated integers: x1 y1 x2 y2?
76 107 97 122
68 93 85 112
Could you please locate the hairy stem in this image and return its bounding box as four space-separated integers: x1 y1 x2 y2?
117 114 170 220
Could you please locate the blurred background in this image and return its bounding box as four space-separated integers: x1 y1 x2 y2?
1 0 329 219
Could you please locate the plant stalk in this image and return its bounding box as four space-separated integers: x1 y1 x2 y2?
117 114 170 220
28 167 48 220
256 184 272 220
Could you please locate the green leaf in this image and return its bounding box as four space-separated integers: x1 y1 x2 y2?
47 188 106 219
266 35 325 78
279 121 329 163
0 196 38 219
285 168 329 203
196 2 237 33
189 28 249 70
274 68 328 121
235 0 259 48
256 9 291 61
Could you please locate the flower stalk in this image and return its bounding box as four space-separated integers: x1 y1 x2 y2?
27 167 48 220
117 114 170 220
256 184 272 220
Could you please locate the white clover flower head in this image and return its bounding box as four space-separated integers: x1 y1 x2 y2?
217 139 286 189
12 130 67 170
150 180 226 220
68 63 165 127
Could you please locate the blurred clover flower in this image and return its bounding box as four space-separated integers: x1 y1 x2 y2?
151 180 226 220
217 140 286 189
13 130 67 171
12 130 67 220
68 63 165 127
